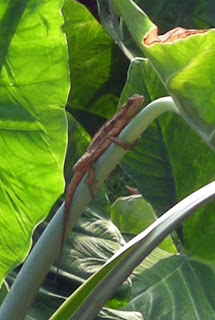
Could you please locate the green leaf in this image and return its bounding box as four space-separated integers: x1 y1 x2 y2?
121 58 215 261
0 281 8 305
0 0 69 283
120 59 177 214
120 58 167 103
55 207 127 286
64 112 91 184
135 0 215 31
98 307 143 320
62 0 128 120
98 0 215 58
111 195 176 253
111 0 215 150
123 255 215 319
147 29 215 148
27 290 64 320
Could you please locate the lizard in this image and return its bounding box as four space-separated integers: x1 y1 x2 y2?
56 94 144 278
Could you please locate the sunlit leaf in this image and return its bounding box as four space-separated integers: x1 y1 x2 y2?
0 0 69 283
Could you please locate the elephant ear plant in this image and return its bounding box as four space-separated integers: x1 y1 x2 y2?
1 0 215 320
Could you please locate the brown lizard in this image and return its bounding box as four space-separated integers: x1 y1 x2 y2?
56 94 144 278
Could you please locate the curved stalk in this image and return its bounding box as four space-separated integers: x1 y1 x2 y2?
50 180 215 320
0 97 178 320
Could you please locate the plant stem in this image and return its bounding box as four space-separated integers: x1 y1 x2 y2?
0 96 178 320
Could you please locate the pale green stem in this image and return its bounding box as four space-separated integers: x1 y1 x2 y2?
0 97 178 320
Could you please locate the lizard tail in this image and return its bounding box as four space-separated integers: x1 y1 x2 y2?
54 203 70 281
54 175 80 281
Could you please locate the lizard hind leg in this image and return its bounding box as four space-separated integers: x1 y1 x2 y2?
85 166 96 199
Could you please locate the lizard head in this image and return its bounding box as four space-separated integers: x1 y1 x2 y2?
122 94 144 118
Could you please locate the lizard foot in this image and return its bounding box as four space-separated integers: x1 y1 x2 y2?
109 136 141 150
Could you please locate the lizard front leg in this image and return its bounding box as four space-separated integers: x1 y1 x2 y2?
108 136 140 150
83 137 140 199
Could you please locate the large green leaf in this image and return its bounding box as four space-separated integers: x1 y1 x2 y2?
135 0 215 30
106 0 215 260
123 255 215 319
161 113 215 260
120 58 215 261
98 0 215 58
64 112 91 184
0 0 69 283
119 59 177 214
111 191 215 319
62 0 128 121
54 206 127 284
111 0 215 151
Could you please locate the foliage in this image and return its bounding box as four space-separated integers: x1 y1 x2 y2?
0 0 69 282
0 0 215 320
